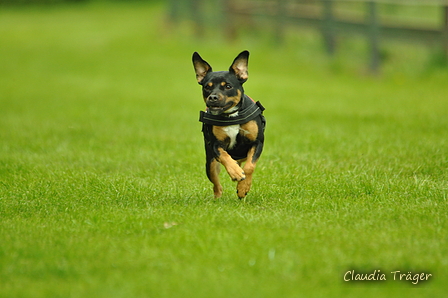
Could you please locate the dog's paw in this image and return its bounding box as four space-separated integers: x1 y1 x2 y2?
226 162 246 182
213 184 223 198
237 179 251 199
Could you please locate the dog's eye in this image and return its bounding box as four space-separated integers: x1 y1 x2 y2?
204 84 213 90
225 84 232 90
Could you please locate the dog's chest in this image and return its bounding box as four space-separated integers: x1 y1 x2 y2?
223 125 240 149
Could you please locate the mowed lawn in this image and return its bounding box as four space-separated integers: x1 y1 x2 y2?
1 2 447 298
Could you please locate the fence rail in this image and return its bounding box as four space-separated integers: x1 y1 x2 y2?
169 0 448 73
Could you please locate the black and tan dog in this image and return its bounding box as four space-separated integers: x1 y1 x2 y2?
192 50 266 199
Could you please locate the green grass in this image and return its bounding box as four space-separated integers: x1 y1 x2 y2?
1 2 447 297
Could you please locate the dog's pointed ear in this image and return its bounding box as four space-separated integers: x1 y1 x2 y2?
192 52 212 84
229 50 249 83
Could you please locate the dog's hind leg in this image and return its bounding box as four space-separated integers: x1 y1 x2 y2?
207 158 223 198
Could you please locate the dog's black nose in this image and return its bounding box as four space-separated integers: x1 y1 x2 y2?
208 94 219 102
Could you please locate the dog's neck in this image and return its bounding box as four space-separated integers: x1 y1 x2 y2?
222 95 244 117
199 94 264 126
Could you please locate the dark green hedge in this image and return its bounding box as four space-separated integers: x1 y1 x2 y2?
0 0 153 5
0 0 86 4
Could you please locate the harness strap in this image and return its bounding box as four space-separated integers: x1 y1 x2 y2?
199 96 265 126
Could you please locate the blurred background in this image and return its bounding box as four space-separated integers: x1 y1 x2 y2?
166 0 448 74
2 0 448 75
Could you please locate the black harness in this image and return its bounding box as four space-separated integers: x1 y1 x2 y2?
199 95 265 126
199 95 266 161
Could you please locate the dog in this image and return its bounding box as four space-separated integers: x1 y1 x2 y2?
192 50 266 199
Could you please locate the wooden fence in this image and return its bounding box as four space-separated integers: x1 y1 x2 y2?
168 0 448 73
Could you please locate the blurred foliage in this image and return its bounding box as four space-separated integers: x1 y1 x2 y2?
0 0 85 4
0 0 158 5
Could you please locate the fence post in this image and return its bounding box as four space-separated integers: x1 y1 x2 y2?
367 1 380 74
190 0 203 38
275 0 287 44
443 5 448 61
214 0 225 27
223 0 237 41
167 0 180 24
322 0 336 55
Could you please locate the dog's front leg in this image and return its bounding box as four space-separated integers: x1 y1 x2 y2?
236 146 259 199
216 147 246 182
236 121 264 199
212 126 246 182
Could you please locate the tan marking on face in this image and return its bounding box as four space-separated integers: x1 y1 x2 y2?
221 82 226 86
207 82 213 87
224 89 242 110
239 120 258 142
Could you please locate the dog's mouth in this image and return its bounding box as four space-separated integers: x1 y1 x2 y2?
207 106 225 115
207 102 234 115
